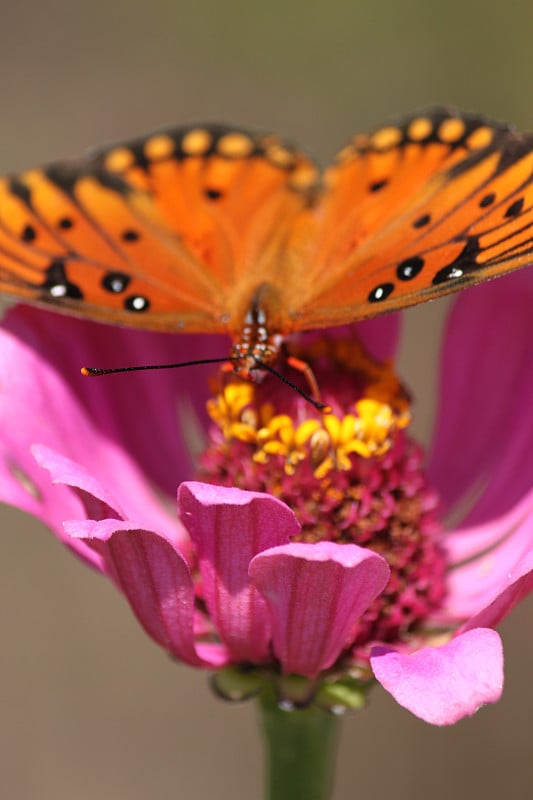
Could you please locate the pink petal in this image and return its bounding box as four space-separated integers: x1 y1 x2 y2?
32 443 188 555
0 323 112 565
355 313 402 361
32 444 125 520
441 485 533 566
439 493 533 626
429 270 533 524
2 305 225 496
178 482 300 663
68 517 228 668
249 541 390 678
370 628 503 725
0 307 185 551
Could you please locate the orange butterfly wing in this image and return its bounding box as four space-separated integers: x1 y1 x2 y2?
0 125 317 334
1 109 533 342
291 108 533 329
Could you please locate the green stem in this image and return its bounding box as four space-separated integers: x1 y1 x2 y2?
257 685 341 800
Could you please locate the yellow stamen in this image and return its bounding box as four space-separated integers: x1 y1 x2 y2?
206 382 257 440
256 416 322 475
205 338 412 476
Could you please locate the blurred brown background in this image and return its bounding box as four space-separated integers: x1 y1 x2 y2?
1 1 532 797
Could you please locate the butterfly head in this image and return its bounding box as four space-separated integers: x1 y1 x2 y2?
229 283 285 381
229 331 283 382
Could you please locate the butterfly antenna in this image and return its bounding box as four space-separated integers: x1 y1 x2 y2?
81 356 231 376
82 357 330 413
254 360 331 413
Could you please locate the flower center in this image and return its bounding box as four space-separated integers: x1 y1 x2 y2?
199 334 447 648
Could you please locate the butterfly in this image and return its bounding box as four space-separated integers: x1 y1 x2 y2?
1 107 532 381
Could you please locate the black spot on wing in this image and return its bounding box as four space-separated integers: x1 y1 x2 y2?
505 197 524 218
21 224 36 242
41 259 84 300
413 214 431 229
102 271 131 294
124 294 150 312
432 237 481 286
121 229 140 242
8 177 32 207
368 282 395 302
494 133 533 173
45 162 132 197
397 256 424 281
479 193 496 208
204 187 223 200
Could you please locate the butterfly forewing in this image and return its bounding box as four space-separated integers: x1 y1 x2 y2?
91 125 319 333
291 109 533 329
0 124 318 333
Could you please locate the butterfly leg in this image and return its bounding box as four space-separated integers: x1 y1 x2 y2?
286 353 324 406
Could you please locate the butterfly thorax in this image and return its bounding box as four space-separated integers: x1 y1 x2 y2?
229 284 285 381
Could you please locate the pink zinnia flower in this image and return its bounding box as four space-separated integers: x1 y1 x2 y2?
1 270 532 726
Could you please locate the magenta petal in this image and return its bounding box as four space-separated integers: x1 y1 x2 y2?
0 308 184 549
32 444 125 520
370 628 503 725
31 441 187 555
249 542 390 678
3 305 224 496
442 486 533 566
68 517 229 668
462 567 533 633
355 313 402 361
440 495 533 627
0 315 106 551
178 482 300 663
429 270 533 523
